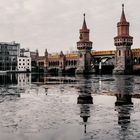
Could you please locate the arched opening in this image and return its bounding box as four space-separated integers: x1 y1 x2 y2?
118 50 121 56
134 57 137 64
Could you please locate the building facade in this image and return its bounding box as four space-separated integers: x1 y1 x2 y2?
17 49 31 72
0 42 20 71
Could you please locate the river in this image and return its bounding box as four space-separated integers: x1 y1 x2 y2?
0 73 140 140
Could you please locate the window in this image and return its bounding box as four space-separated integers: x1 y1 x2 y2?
118 50 121 56
134 58 137 64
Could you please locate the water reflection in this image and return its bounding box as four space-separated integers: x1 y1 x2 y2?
31 73 44 83
77 75 93 134
0 74 19 103
1 74 140 139
18 73 31 88
0 73 31 102
114 76 133 139
0 73 17 85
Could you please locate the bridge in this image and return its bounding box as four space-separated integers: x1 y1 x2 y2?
36 49 140 74
34 7 140 75
47 52 79 74
91 50 115 74
36 48 140 74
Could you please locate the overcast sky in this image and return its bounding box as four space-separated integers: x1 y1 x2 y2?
0 0 139 55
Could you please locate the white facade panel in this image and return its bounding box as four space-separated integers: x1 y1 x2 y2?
18 57 31 72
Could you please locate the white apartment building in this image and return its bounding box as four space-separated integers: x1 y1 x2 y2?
17 49 31 72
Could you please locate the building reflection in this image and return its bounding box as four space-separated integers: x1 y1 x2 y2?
0 74 20 101
17 73 31 94
31 73 44 83
0 73 17 85
18 73 31 88
0 73 31 100
77 75 93 133
114 76 133 131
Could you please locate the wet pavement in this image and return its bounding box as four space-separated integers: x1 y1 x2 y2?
0 74 140 140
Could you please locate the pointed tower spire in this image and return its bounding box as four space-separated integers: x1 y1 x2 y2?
113 4 133 75
120 4 126 22
76 13 93 74
82 13 87 29
78 13 90 42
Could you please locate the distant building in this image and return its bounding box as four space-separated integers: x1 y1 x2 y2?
0 42 20 71
36 49 48 73
30 50 40 72
17 48 31 72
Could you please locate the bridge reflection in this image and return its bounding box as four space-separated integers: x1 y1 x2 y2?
77 75 93 133
114 75 133 139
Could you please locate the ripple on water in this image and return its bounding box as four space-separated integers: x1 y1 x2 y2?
0 75 140 140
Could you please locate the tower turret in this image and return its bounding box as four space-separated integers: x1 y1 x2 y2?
76 14 93 74
113 4 133 74
77 14 92 50
114 4 133 46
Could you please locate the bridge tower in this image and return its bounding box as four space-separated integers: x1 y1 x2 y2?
113 4 133 74
76 14 93 74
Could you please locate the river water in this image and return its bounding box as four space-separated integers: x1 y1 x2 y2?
0 73 140 140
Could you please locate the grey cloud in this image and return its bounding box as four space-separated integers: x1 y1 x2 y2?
0 0 139 55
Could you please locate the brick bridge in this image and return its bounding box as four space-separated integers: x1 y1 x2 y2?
35 5 140 75
36 48 140 74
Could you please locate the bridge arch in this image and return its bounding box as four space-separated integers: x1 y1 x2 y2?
48 68 59 74
65 67 76 74
93 56 114 74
